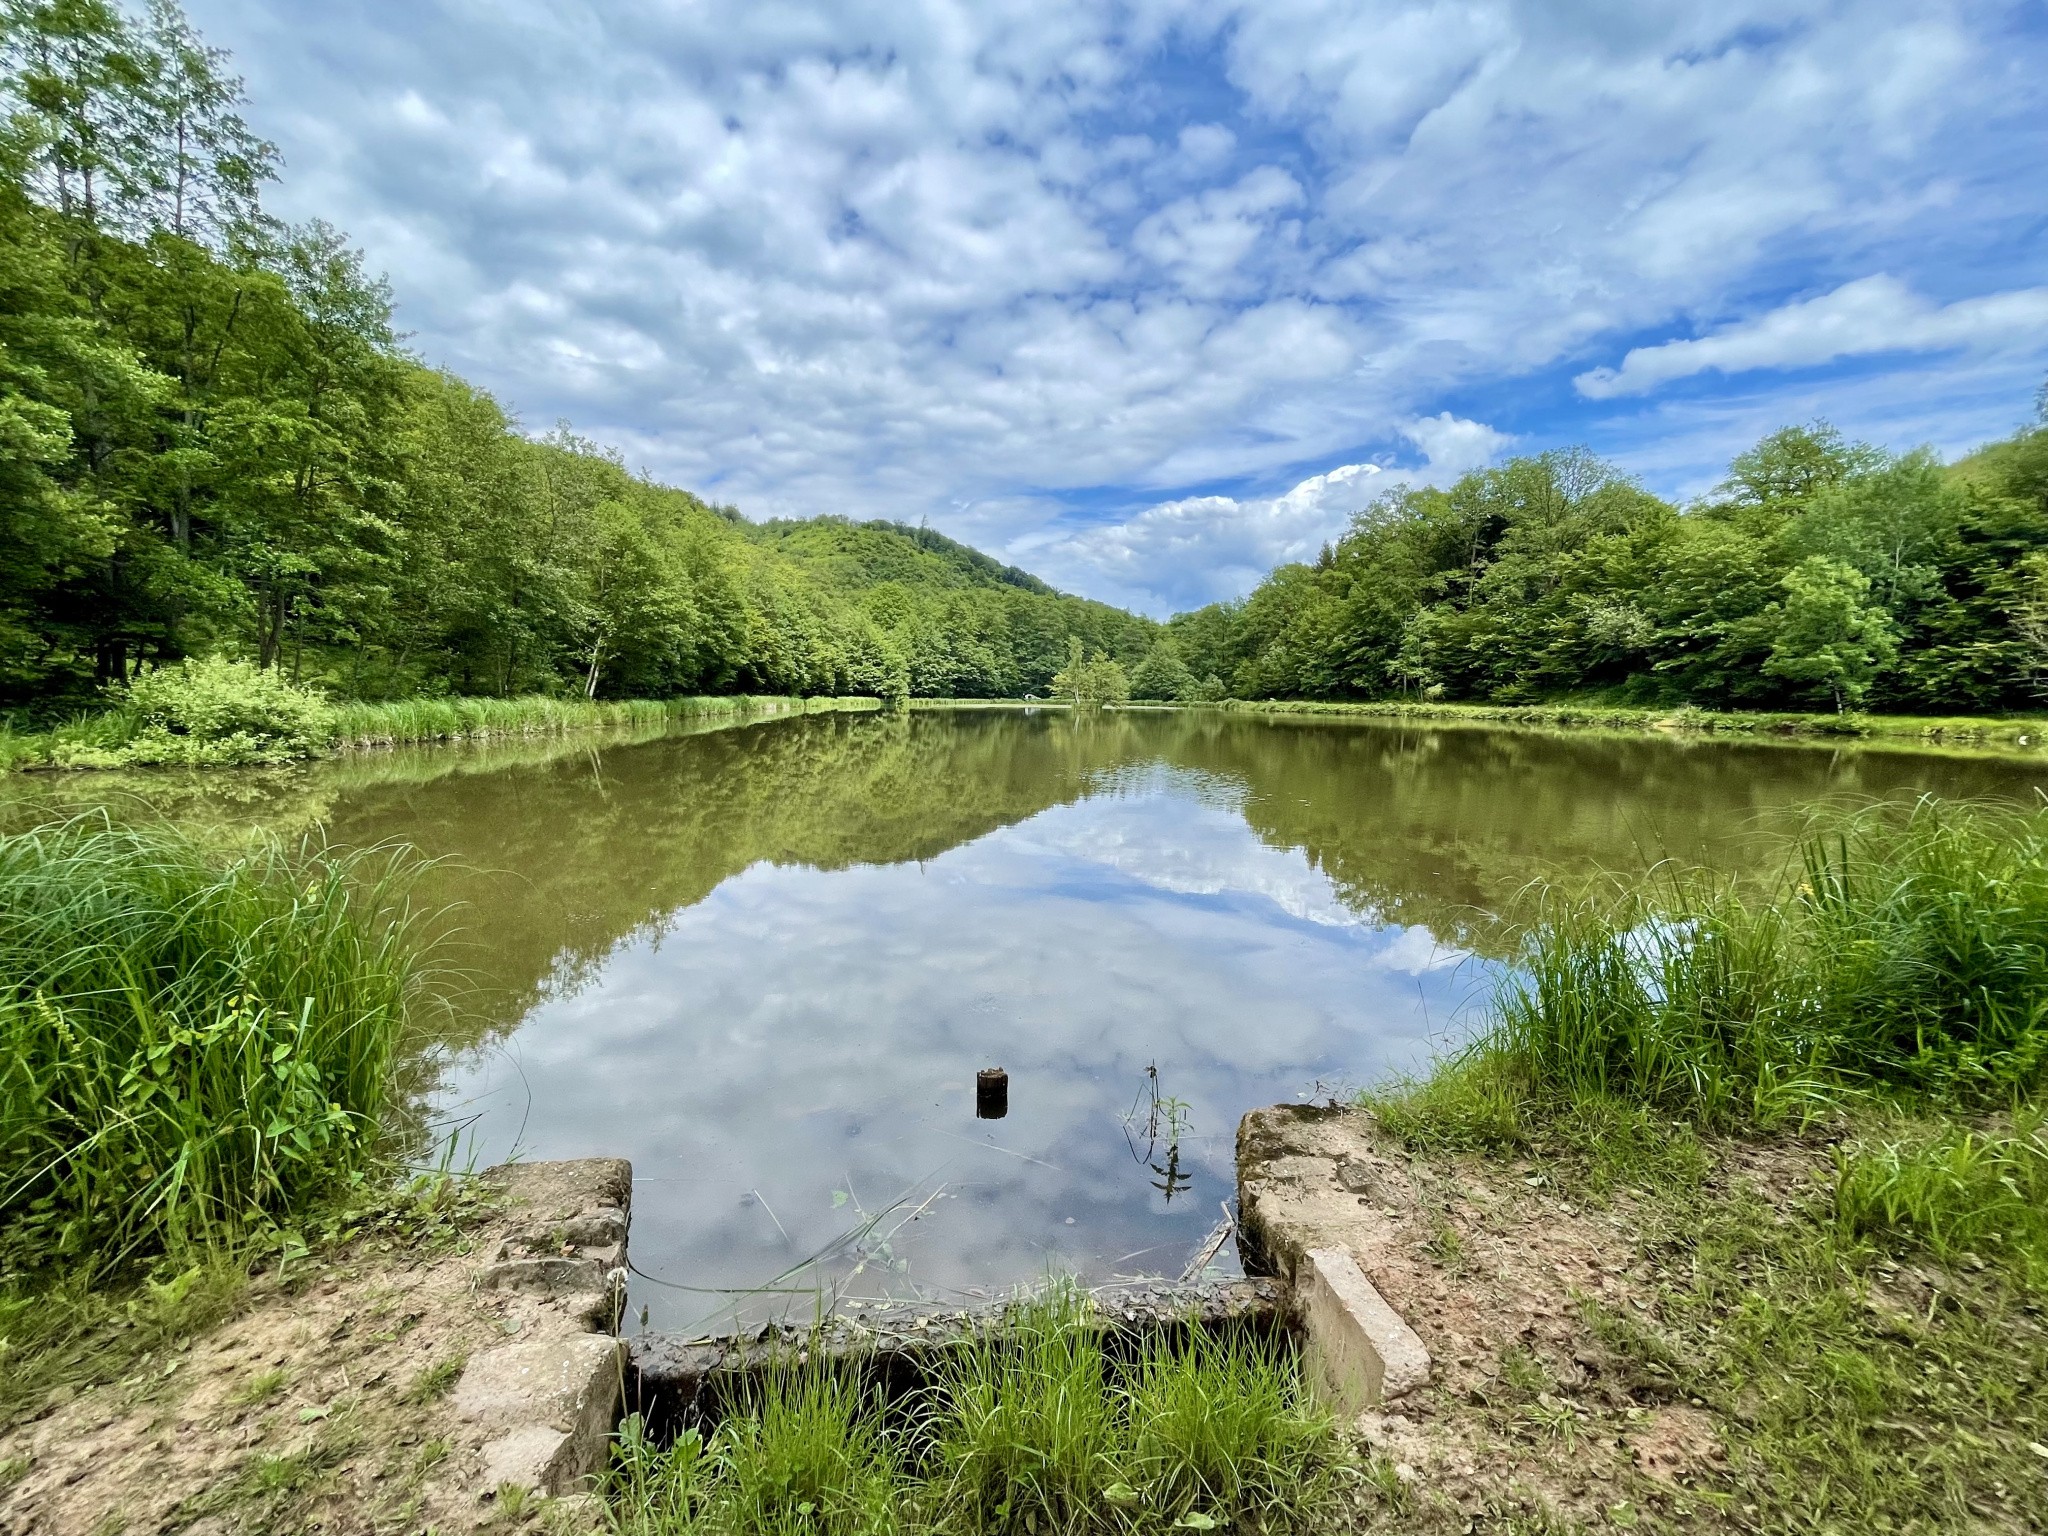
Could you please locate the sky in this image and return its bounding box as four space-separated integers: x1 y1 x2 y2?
182 0 2048 616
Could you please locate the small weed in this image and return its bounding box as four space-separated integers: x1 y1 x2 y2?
1518 1394 1584 1449
403 1353 467 1405
1424 1214 1466 1269
1496 1344 1551 1401
230 1366 292 1409
0 1453 30 1490
492 1480 535 1520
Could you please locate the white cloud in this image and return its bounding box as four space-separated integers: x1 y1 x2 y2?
1017 411 1505 612
1577 276 2048 398
1399 413 1511 476
179 0 2048 597
1023 461 1379 615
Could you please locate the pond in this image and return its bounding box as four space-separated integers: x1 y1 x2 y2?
9 707 2044 1333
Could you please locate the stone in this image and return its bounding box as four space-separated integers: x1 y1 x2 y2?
1296 1247 1430 1414
1236 1107 1433 1415
454 1333 624 1497
479 1255 613 1297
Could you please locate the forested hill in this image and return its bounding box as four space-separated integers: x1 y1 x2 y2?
754 518 1058 598
0 2 1152 712
1148 413 2048 714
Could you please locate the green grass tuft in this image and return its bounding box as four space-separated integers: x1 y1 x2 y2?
606 1285 1344 1535
1464 799 2048 1130
1834 1110 2048 1274
0 815 430 1272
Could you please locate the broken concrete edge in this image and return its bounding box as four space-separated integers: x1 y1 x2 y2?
1235 1104 1435 1414
449 1108 1436 1507
628 1277 1287 1421
1298 1248 1431 1416
452 1157 634 1505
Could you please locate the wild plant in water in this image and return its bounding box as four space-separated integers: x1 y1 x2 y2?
0 815 428 1270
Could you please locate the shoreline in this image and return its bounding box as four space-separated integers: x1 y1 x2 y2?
1214 695 2048 749
1 693 882 774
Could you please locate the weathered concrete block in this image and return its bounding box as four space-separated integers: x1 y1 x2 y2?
454 1333 624 1497
1297 1247 1430 1414
479 1255 613 1297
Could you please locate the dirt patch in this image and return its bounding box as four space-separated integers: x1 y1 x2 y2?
1239 1103 1833 1530
0 1161 629 1536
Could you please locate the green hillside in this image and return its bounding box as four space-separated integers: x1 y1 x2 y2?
0 2 1151 714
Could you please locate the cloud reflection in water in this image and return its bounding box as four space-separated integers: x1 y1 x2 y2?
434 773 1487 1331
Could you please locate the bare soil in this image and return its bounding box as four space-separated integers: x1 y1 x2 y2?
0 1176 608 1536
1240 1104 1838 1531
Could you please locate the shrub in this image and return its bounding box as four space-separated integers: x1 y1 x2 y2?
118 657 335 766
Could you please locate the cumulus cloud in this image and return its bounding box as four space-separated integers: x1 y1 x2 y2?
1019 412 1506 613
1577 276 2048 398
181 0 2048 600
1399 413 1511 476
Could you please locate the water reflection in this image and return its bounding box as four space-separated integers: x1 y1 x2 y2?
437 775 1476 1329
6 708 2042 1328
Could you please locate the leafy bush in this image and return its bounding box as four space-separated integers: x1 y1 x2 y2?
113 657 336 766
0 818 426 1270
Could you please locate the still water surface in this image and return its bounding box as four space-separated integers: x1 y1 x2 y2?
12 708 2044 1331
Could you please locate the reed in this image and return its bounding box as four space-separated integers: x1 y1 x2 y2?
1478 799 2048 1126
0 816 428 1271
6 690 883 771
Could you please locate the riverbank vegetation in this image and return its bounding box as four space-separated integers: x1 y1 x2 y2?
0 1 1152 722
0 814 446 1433
1217 696 2048 751
0 817 427 1272
0 655 876 769
1141 408 2048 716
1360 797 2048 1530
607 1287 1351 1536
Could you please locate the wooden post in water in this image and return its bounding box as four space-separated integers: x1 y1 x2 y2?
976 1068 1009 1119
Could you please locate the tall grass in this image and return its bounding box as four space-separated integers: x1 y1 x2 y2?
1481 799 2048 1126
329 694 717 749
607 1286 1341 1535
5 691 882 770
0 816 428 1270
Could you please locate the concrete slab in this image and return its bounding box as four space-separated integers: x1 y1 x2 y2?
1236 1106 1433 1411
1297 1247 1431 1414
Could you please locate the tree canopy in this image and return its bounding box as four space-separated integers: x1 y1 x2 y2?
0 0 1155 710
1172 418 2048 714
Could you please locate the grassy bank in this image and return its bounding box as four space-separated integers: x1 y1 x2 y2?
0 818 431 1272
1221 697 2048 753
0 686 881 773
1361 797 2048 1531
608 1286 1353 1536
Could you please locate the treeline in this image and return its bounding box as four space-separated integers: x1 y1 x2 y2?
1141 411 2048 713
0 0 1152 713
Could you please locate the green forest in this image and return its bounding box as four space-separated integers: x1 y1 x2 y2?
8 1 2047 727
1154 412 2048 713
0 0 1153 714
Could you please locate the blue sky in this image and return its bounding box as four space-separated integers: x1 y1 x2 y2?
184 0 2048 615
